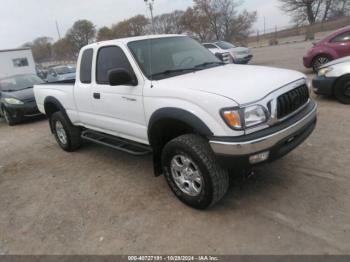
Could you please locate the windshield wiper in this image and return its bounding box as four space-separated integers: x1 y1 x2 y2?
194 61 225 69
149 62 225 79
150 68 197 79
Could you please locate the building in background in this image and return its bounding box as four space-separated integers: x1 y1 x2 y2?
0 48 36 78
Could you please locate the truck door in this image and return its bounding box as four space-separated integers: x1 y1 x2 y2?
74 48 96 126
90 44 147 144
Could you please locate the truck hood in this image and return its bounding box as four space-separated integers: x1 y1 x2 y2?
157 64 305 105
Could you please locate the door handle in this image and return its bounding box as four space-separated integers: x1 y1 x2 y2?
93 93 101 99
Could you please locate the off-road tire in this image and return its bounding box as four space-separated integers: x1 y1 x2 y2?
50 111 82 152
162 134 229 209
334 76 350 104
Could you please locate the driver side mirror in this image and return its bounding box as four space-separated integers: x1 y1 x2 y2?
108 68 137 86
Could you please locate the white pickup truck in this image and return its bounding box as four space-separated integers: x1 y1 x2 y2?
34 35 317 209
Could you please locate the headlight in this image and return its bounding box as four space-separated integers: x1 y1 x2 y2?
4 98 24 105
221 105 267 130
244 105 267 128
318 67 333 77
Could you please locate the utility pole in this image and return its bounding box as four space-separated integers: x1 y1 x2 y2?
55 20 62 40
144 0 155 33
263 16 266 35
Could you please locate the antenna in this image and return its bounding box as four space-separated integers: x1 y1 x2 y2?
144 0 155 85
144 0 155 34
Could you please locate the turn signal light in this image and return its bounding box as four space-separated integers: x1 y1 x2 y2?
222 110 242 129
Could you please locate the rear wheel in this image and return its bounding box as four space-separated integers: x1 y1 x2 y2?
50 111 82 151
312 55 331 73
334 76 350 104
162 134 229 209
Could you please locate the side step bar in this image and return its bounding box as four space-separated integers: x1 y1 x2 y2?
81 130 152 156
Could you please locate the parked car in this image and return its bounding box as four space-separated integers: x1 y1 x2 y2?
203 41 253 64
312 56 350 104
34 35 316 209
46 65 76 83
303 26 350 73
0 74 44 125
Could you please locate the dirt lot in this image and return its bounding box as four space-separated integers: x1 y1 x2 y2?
0 41 350 255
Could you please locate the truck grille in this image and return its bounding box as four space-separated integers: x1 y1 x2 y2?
277 84 309 119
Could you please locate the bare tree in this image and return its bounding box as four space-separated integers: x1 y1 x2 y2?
23 37 53 62
52 38 75 60
112 15 149 38
181 7 212 41
182 0 256 42
66 20 96 57
153 10 185 34
328 0 350 19
280 0 350 25
97 27 115 41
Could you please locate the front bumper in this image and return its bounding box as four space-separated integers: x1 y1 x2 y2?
234 55 253 64
312 76 337 96
303 55 312 68
209 101 317 168
5 102 42 120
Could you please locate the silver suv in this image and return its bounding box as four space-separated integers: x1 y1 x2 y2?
203 41 253 64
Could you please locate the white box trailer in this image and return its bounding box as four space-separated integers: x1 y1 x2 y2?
0 48 36 79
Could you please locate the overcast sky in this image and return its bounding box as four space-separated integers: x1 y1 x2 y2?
0 0 290 49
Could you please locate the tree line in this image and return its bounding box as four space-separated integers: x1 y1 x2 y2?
23 0 257 63
24 0 350 63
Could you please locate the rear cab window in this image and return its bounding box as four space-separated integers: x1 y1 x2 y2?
80 48 94 84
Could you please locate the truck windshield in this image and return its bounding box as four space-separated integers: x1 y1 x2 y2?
0 74 44 92
128 37 223 80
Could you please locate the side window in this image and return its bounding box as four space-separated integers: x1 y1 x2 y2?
96 46 133 84
331 32 350 43
13 58 29 67
80 49 94 84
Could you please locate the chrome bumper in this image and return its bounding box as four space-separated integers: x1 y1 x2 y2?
210 103 317 156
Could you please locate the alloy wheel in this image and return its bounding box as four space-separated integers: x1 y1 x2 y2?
170 154 203 197
55 120 68 145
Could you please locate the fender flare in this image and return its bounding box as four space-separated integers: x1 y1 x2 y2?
148 107 213 144
43 96 73 132
148 107 214 176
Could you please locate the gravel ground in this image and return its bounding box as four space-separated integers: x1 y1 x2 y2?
0 41 349 255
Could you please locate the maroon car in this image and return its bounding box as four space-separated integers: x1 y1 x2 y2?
303 26 350 72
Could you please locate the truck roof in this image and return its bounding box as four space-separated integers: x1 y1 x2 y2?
85 34 185 49
0 47 31 53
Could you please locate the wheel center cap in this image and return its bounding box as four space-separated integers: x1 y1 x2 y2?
183 168 192 179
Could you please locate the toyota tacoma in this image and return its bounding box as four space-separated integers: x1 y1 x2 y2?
34 35 317 209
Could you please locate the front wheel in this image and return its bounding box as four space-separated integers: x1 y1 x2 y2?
2 107 17 126
162 134 229 209
334 76 350 104
312 55 331 73
50 111 82 152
